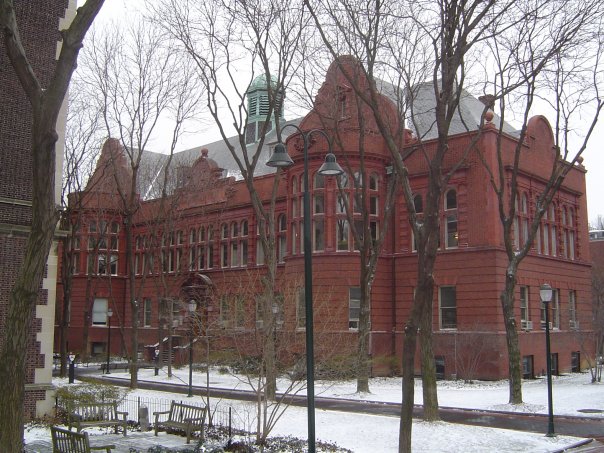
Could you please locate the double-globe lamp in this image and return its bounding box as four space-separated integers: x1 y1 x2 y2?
267 125 343 453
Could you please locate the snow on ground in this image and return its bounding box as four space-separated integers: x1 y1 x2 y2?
25 369 603 452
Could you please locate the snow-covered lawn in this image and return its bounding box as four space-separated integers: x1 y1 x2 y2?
25 369 603 452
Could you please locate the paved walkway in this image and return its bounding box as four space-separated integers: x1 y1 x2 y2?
25 431 201 453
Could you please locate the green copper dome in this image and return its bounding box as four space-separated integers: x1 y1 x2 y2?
248 74 279 93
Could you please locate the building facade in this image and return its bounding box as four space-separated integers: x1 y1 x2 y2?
1 0 75 418
56 58 593 380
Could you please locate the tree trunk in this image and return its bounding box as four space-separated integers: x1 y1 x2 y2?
399 320 418 453
419 293 439 420
356 273 371 393
501 267 523 404
0 129 58 451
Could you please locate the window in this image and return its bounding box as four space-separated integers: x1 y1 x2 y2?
241 220 248 266
549 205 557 256
256 294 284 329
277 215 287 263
516 193 529 249
92 298 109 325
522 355 534 379
256 223 265 265
337 219 350 251
435 356 445 380
314 218 325 251
71 253 80 275
313 173 325 214
412 194 423 252
445 189 458 248
571 351 580 372
143 298 152 327
552 289 560 329
220 295 245 328
221 223 229 267
296 288 306 329
189 228 197 271
520 286 530 329
569 290 578 329
541 288 560 329
439 286 457 329
230 221 240 268
349 287 361 330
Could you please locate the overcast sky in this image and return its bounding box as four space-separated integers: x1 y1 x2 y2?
85 0 604 224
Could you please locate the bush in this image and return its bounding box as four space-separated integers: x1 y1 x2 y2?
55 380 129 410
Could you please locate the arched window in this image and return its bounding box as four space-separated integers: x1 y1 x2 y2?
313 172 325 251
445 189 458 248
549 204 557 256
221 223 229 267
189 228 197 271
230 222 240 267
412 194 423 252
277 214 287 263
240 220 248 266
568 207 576 259
520 193 529 248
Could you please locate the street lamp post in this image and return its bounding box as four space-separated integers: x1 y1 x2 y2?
540 283 555 437
68 352 76 384
106 309 113 375
187 300 197 398
267 125 343 452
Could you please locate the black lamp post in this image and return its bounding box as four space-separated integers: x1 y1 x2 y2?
540 283 555 437
106 308 113 375
187 300 197 397
68 352 76 384
267 125 343 452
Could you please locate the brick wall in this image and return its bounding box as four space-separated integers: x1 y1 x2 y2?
0 0 71 420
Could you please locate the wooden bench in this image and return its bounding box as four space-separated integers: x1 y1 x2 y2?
51 426 115 452
67 402 128 436
153 401 206 444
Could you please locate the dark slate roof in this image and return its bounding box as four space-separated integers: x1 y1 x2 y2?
377 79 518 140
137 118 302 198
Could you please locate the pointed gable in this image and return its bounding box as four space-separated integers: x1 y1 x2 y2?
85 138 133 196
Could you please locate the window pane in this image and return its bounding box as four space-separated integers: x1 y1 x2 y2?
314 173 325 189
314 194 325 214
337 219 349 251
440 287 456 329
314 219 325 251
446 215 458 248
446 190 457 210
414 195 423 213
92 298 108 325
349 287 361 329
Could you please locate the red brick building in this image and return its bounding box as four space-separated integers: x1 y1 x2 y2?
1 0 75 418
57 58 593 380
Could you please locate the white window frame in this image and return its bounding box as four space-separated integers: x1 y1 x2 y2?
92 298 109 326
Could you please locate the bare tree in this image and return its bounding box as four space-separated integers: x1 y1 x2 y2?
305 2 518 450
475 0 604 403
0 1 104 449
151 0 310 400
590 263 604 382
58 78 104 376
307 77 400 393
79 18 202 388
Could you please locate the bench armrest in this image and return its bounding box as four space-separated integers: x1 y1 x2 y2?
153 410 170 416
116 410 128 418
